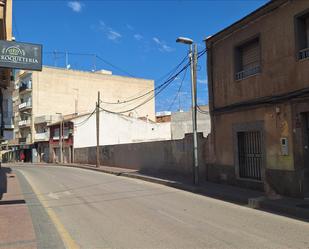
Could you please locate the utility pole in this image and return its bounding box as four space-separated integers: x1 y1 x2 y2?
191 44 199 185
176 37 199 185
56 113 63 163
96 91 100 168
59 118 63 163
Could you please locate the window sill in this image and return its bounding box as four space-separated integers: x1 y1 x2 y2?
235 72 260 82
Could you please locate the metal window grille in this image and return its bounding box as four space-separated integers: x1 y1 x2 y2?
237 131 262 181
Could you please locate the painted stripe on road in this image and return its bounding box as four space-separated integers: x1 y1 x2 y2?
22 172 80 249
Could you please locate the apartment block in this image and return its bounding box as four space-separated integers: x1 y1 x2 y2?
11 66 155 162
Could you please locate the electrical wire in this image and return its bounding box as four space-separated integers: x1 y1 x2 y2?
100 61 191 114
167 66 188 111
100 53 189 105
95 55 135 77
44 51 135 77
69 48 207 125
197 105 209 114
100 48 206 113
73 108 96 127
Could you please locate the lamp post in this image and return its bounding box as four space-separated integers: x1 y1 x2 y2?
176 37 199 185
56 112 63 163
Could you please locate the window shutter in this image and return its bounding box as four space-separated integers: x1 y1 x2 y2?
241 40 259 71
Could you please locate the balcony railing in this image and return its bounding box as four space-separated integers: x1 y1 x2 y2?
299 48 309 60
19 136 32 144
18 119 31 127
19 84 32 93
19 100 32 110
235 65 261 81
34 132 50 141
34 115 52 124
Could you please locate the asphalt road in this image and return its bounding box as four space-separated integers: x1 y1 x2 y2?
14 165 309 249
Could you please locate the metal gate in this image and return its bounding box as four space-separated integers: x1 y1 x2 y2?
238 131 262 181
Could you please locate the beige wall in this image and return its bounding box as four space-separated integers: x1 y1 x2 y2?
208 0 309 109
212 103 294 171
31 66 155 121
204 0 309 197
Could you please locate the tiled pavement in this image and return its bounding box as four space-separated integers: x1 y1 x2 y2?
0 166 37 249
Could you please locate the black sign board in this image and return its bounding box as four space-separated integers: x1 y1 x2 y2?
0 41 42 71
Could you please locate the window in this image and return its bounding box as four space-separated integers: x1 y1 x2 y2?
235 37 260 80
296 12 309 60
54 128 60 138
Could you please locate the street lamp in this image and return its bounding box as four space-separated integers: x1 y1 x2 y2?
56 112 63 163
176 36 199 185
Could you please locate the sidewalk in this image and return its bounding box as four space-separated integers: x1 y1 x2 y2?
0 166 37 249
61 163 309 222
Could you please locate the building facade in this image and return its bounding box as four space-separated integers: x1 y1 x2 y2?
171 106 210 140
72 110 171 149
48 120 74 163
11 66 155 162
206 0 309 198
0 0 13 146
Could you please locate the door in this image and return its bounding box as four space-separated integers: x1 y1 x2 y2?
237 131 262 181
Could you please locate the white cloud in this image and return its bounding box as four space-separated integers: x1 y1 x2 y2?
99 21 122 42
197 78 208 84
126 24 134 30
67 1 83 12
134 34 143 41
108 30 122 40
152 37 174 52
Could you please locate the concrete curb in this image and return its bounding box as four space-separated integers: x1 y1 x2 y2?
57 163 309 221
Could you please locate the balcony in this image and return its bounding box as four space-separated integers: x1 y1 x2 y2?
18 119 31 127
299 48 309 60
19 84 32 94
34 115 52 124
34 132 50 142
19 136 32 144
235 65 261 81
19 100 32 110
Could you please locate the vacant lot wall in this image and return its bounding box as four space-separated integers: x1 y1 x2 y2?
74 133 208 178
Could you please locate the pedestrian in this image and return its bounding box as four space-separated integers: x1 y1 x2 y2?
20 151 25 163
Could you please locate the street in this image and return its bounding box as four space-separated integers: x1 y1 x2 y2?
10 165 309 249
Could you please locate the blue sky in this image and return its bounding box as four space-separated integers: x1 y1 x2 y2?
13 0 268 112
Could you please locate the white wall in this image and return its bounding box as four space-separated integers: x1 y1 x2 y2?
171 110 211 139
73 111 171 148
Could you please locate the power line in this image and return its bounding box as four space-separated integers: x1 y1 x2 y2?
95 55 135 77
197 105 209 114
100 61 191 114
100 48 206 113
100 54 189 105
44 51 135 77
168 66 188 111
73 108 96 127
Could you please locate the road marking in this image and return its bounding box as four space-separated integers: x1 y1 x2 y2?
22 172 80 249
